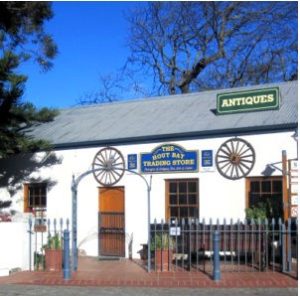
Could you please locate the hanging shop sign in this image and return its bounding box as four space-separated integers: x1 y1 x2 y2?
169 227 181 236
289 160 298 218
127 154 137 170
140 144 198 173
217 87 279 115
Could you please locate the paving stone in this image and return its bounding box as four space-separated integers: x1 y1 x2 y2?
0 285 297 296
0 257 297 290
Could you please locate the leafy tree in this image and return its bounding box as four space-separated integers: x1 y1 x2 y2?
84 1 297 104
0 2 58 159
0 1 57 70
0 2 58 209
0 200 12 210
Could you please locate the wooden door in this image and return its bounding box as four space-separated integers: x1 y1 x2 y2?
98 187 125 257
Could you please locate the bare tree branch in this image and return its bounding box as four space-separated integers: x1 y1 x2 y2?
123 2 297 95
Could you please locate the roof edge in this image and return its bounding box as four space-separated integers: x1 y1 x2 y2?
49 123 297 151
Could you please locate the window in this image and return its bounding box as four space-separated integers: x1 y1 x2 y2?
24 183 47 212
246 177 283 219
165 179 199 221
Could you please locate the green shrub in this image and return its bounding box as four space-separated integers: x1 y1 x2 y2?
245 203 267 220
151 233 174 251
44 233 61 250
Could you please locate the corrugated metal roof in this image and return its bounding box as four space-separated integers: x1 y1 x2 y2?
29 81 298 148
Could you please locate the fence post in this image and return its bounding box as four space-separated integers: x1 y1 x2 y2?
154 218 157 271
281 223 287 272
213 230 221 281
271 218 275 272
182 218 185 269
264 218 269 271
287 219 292 272
63 229 71 280
28 217 33 271
188 218 192 271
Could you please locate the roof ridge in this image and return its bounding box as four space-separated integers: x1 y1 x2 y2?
60 80 297 112
61 91 197 112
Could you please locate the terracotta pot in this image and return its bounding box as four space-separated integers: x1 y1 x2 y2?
34 224 47 233
155 249 173 271
45 249 62 272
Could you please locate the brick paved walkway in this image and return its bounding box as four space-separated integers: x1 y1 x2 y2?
0 257 297 288
0 285 297 296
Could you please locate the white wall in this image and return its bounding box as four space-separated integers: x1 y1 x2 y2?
0 222 29 275
0 130 297 259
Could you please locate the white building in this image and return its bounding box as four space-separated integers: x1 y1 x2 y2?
0 80 297 259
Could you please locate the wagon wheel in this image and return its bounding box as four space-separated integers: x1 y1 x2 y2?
92 147 125 186
216 138 255 180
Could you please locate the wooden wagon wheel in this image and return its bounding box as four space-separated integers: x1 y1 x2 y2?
92 147 125 186
215 138 255 180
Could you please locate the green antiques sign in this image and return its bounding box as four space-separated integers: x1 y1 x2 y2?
217 87 279 114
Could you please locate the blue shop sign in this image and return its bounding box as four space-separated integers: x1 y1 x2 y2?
128 154 137 170
141 144 198 174
201 150 213 167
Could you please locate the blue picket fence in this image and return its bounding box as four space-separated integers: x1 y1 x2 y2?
28 217 69 272
149 218 298 276
28 216 298 279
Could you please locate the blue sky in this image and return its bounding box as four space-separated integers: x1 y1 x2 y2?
20 2 139 109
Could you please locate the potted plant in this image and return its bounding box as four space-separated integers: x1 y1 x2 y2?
44 233 62 272
151 233 174 271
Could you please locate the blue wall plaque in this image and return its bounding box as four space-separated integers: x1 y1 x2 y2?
141 144 198 173
201 150 213 167
128 154 137 170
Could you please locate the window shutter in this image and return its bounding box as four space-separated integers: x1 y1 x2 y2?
23 184 30 213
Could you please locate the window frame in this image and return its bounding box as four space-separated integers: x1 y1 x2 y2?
245 176 283 218
165 178 199 221
24 182 47 213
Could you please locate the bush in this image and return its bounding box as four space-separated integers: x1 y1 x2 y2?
245 203 267 220
44 233 61 250
151 233 174 251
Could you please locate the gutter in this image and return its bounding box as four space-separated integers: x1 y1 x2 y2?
47 123 298 151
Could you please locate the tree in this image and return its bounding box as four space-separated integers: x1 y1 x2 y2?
78 74 123 105
0 1 57 70
0 2 58 159
0 2 58 209
123 2 297 96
